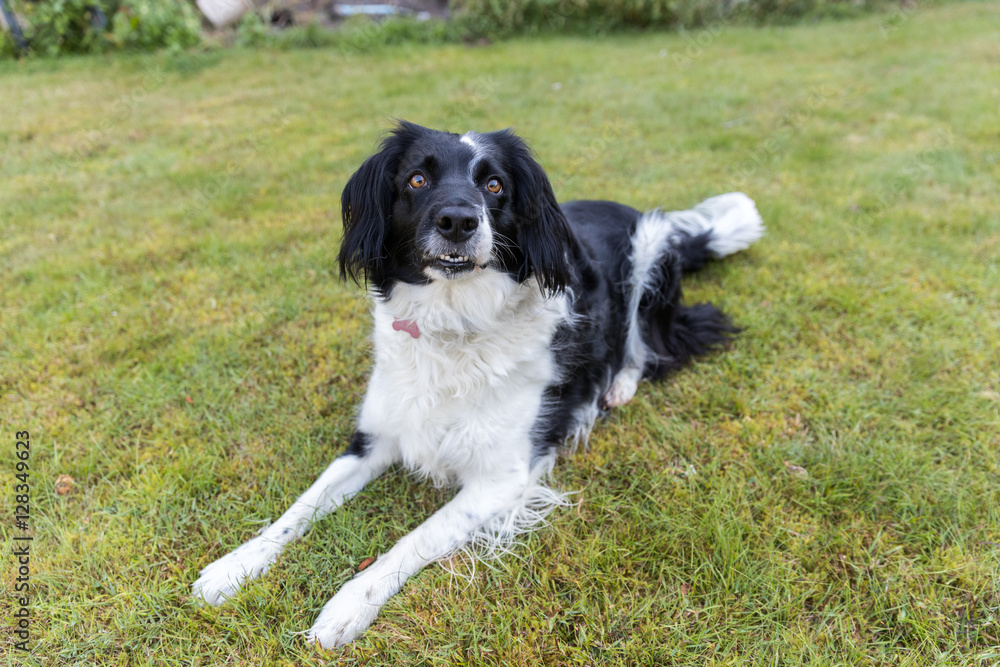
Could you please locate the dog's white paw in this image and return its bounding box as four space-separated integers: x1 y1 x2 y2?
601 368 641 409
306 582 381 648
192 537 278 605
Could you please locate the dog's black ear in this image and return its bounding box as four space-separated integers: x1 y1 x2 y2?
338 122 423 287
493 130 574 295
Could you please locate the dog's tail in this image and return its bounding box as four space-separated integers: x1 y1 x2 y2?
655 192 765 273
626 193 763 379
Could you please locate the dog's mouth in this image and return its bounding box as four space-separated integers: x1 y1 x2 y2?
434 253 475 273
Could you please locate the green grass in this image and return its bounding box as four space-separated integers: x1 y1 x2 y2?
2 3 999 664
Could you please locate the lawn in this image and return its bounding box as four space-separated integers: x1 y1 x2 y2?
2 2 999 664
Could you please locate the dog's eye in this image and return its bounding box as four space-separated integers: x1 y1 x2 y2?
486 178 502 194
408 173 426 188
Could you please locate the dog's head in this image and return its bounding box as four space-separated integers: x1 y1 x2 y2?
338 121 573 297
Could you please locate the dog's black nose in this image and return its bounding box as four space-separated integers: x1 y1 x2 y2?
435 206 479 242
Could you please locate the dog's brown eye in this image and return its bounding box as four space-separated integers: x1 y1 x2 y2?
408 173 426 188
486 178 502 194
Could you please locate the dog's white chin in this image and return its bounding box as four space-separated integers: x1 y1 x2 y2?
422 263 489 281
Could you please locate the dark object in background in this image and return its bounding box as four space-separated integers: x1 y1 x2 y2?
88 3 106 30
0 0 28 52
271 7 294 27
5 1 112 54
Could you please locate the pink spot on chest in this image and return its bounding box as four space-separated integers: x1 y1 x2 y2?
392 318 420 339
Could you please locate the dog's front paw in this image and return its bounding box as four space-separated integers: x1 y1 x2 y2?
601 368 640 409
192 537 278 605
306 583 381 648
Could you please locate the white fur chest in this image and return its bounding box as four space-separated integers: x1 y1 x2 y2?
356 272 569 484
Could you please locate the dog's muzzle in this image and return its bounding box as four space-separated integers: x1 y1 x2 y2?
435 205 479 244
424 204 489 275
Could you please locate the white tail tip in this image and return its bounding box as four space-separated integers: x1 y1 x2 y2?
694 192 765 258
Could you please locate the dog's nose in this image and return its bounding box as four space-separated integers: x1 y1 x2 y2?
435 206 479 243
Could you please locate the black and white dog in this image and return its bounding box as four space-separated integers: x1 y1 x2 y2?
192 121 763 647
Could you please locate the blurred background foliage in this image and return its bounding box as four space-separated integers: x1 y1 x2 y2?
1 0 909 58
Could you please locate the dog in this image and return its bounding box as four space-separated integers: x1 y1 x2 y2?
192 121 764 647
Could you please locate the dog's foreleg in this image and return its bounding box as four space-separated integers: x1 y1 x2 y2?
601 366 643 409
305 469 529 648
193 433 390 605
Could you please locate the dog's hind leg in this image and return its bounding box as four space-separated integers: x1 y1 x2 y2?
603 193 763 406
602 209 683 410
305 463 536 648
192 431 392 605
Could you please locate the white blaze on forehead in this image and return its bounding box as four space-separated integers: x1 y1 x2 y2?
461 132 488 160
461 132 486 181
460 132 481 153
